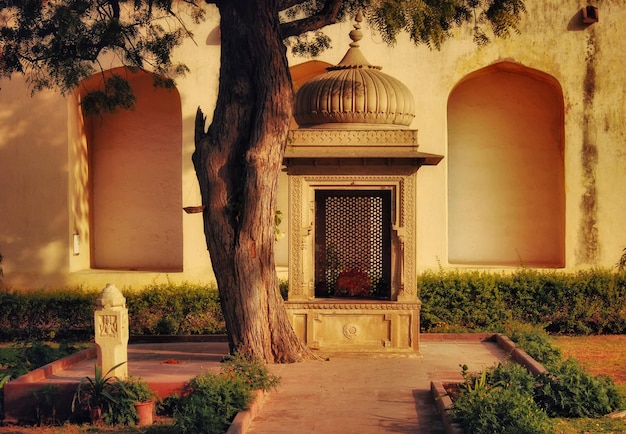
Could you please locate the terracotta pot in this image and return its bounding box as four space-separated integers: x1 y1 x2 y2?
134 401 154 426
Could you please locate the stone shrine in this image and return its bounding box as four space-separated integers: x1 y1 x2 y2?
284 12 442 355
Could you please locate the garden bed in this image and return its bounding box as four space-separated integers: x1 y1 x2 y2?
431 332 626 433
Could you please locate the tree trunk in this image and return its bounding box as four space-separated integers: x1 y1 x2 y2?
193 0 314 363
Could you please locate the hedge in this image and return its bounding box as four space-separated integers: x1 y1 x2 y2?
0 269 624 341
418 268 626 334
0 282 225 341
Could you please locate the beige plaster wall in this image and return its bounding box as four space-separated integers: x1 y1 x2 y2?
0 76 70 288
1 0 625 290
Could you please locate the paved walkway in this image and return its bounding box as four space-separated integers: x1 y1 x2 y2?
248 337 508 433
4 335 509 433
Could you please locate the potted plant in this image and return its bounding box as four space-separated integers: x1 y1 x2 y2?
72 362 126 425
121 376 157 426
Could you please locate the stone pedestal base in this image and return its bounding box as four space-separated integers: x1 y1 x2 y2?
285 300 421 356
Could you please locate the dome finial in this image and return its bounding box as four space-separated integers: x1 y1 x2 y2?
333 10 378 69
349 11 364 48
293 8 416 128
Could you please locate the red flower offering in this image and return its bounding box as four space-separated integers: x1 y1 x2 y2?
335 270 371 297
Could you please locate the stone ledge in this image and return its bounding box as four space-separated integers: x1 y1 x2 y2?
430 381 464 434
226 390 266 434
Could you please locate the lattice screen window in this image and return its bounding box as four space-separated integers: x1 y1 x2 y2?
315 190 391 299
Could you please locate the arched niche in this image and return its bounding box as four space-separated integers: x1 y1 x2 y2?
78 67 183 271
447 61 565 267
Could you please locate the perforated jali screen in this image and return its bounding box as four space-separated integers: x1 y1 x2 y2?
315 190 391 299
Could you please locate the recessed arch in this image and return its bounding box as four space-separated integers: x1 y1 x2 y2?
447 61 565 267
78 67 183 271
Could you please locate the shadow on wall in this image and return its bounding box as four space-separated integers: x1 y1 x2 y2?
0 75 71 288
567 6 599 31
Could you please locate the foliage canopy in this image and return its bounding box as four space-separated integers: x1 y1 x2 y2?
1 0 526 112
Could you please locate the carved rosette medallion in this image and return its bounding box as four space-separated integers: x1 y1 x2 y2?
343 323 359 339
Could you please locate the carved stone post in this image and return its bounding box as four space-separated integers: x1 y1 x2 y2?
94 283 129 379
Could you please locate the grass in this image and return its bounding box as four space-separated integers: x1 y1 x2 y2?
550 335 626 384
553 417 626 434
550 335 626 434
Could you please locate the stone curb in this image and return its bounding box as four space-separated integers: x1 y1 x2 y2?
495 334 548 376
430 333 549 434
431 381 464 434
226 390 266 434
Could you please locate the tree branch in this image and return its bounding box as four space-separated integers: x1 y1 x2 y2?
277 0 306 11
280 0 343 39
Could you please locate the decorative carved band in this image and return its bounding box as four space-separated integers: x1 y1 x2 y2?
288 129 418 146
289 177 304 296
285 301 421 310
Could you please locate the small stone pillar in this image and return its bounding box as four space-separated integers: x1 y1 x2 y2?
94 283 129 379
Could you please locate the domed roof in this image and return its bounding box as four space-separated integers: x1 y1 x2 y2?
294 12 415 128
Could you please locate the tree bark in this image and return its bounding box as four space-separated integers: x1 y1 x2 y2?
193 0 314 363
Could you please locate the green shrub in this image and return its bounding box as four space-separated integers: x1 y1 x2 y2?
222 350 281 392
482 362 536 396
453 386 553 434
279 278 289 300
2 268 625 341
0 288 98 341
72 362 126 425
453 331 625 432
124 281 225 336
418 269 512 332
497 321 563 368
174 371 253 434
158 394 184 417
102 376 155 426
534 358 624 418
102 393 136 426
174 350 280 434
418 268 626 335
0 281 226 341
122 376 155 402
0 373 10 420
503 323 624 418
0 341 84 378
452 366 553 434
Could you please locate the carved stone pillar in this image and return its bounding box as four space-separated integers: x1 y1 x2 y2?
94 283 129 379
